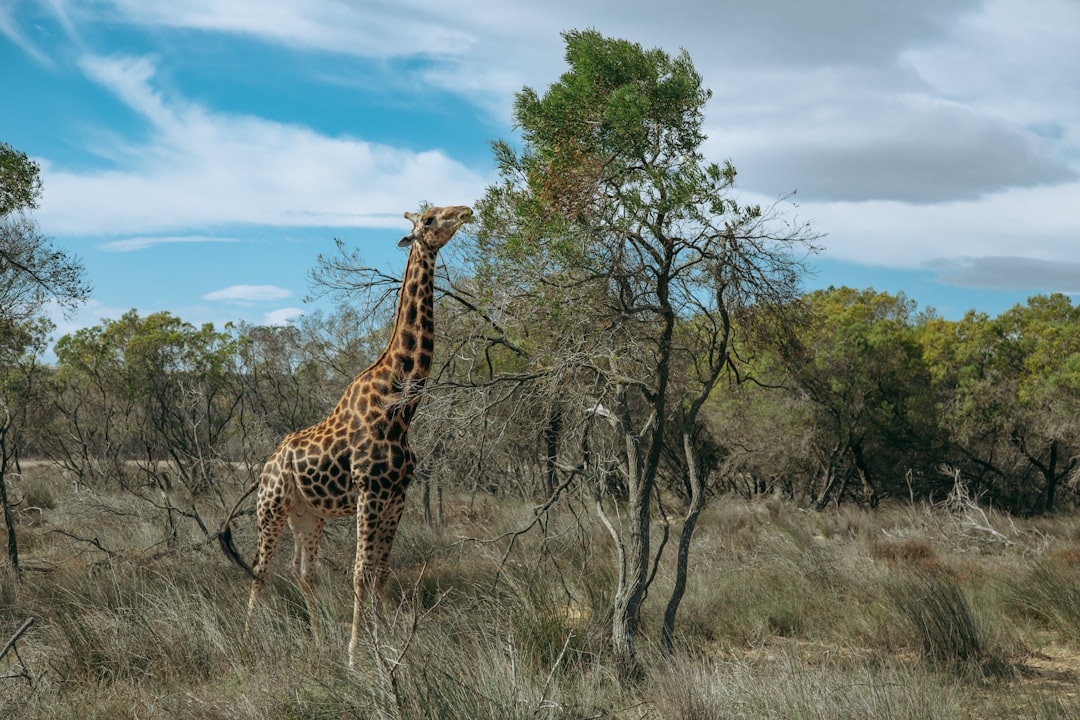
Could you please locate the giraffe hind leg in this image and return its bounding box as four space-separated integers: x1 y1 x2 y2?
288 510 326 647
244 487 290 639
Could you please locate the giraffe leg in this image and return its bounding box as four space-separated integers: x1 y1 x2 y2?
370 490 407 591
288 510 325 647
245 480 291 639
348 486 406 667
246 522 285 639
349 491 378 668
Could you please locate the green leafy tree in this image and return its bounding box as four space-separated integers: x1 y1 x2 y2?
0 141 42 216
925 295 1080 513
0 320 51 581
0 141 88 580
781 288 944 507
472 30 818 673
0 143 88 339
50 311 244 496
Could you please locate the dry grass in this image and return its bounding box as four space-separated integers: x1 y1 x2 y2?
2 464 1080 718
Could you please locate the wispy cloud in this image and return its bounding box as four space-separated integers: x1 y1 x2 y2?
264 307 305 325
203 285 292 303
36 53 490 236
706 90 1075 203
93 0 478 58
796 179 1080 269
0 3 53 65
17 0 1080 281
99 235 241 251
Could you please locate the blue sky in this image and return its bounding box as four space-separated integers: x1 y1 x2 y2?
2 0 1079 351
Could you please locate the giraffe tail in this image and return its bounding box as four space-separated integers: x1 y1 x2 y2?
218 525 256 578
217 480 259 579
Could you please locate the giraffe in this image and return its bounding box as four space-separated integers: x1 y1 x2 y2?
219 204 472 665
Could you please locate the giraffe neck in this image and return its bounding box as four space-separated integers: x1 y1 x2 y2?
380 242 437 384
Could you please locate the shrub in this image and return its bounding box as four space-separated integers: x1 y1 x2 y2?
888 564 1009 675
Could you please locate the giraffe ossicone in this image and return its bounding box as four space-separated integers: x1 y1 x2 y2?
220 204 472 666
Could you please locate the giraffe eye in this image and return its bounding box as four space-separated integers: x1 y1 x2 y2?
424 216 436 227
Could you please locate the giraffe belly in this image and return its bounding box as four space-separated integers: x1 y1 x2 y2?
299 489 359 517
293 455 359 517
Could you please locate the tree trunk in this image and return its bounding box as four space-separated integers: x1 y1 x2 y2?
421 469 432 527
814 441 845 510
542 405 562 498
1016 436 1073 515
0 472 19 582
661 426 705 652
598 381 658 681
607 423 649 678
0 406 20 582
851 440 878 508
1043 440 1058 513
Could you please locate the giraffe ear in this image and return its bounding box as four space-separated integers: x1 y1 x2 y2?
404 211 420 223
398 235 414 248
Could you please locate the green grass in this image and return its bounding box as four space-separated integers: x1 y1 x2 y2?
3 465 1080 718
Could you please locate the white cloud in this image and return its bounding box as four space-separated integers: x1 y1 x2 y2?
929 257 1080 294
203 285 292 303
36 53 491 236
23 0 1080 285
704 84 1074 203
901 0 1080 127
795 180 1080 269
99 235 241 251
264 307 305 325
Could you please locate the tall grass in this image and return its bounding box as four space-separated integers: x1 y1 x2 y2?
3 466 1080 718
1009 549 1080 644
887 564 1002 673
648 647 964 720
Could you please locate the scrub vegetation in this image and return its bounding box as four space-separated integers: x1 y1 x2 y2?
3 469 1080 718
3 30 1079 719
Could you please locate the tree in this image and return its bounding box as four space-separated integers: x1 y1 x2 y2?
49 311 245 496
0 321 51 581
0 143 89 339
924 295 1080 513
472 30 818 674
0 142 89 580
779 288 944 508
0 141 42 217
1005 295 1080 511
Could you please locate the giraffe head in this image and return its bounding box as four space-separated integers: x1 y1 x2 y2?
398 205 473 252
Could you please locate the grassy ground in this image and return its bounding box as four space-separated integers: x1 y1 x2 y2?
2 464 1080 718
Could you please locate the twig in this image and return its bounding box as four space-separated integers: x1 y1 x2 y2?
939 465 1016 547
141 534 220 564
0 617 33 662
46 528 115 558
535 631 574 714
364 566 448 712
450 468 581 591
1 617 35 686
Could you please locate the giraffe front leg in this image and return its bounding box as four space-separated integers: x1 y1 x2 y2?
370 489 407 592
348 485 406 667
349 494 378 668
